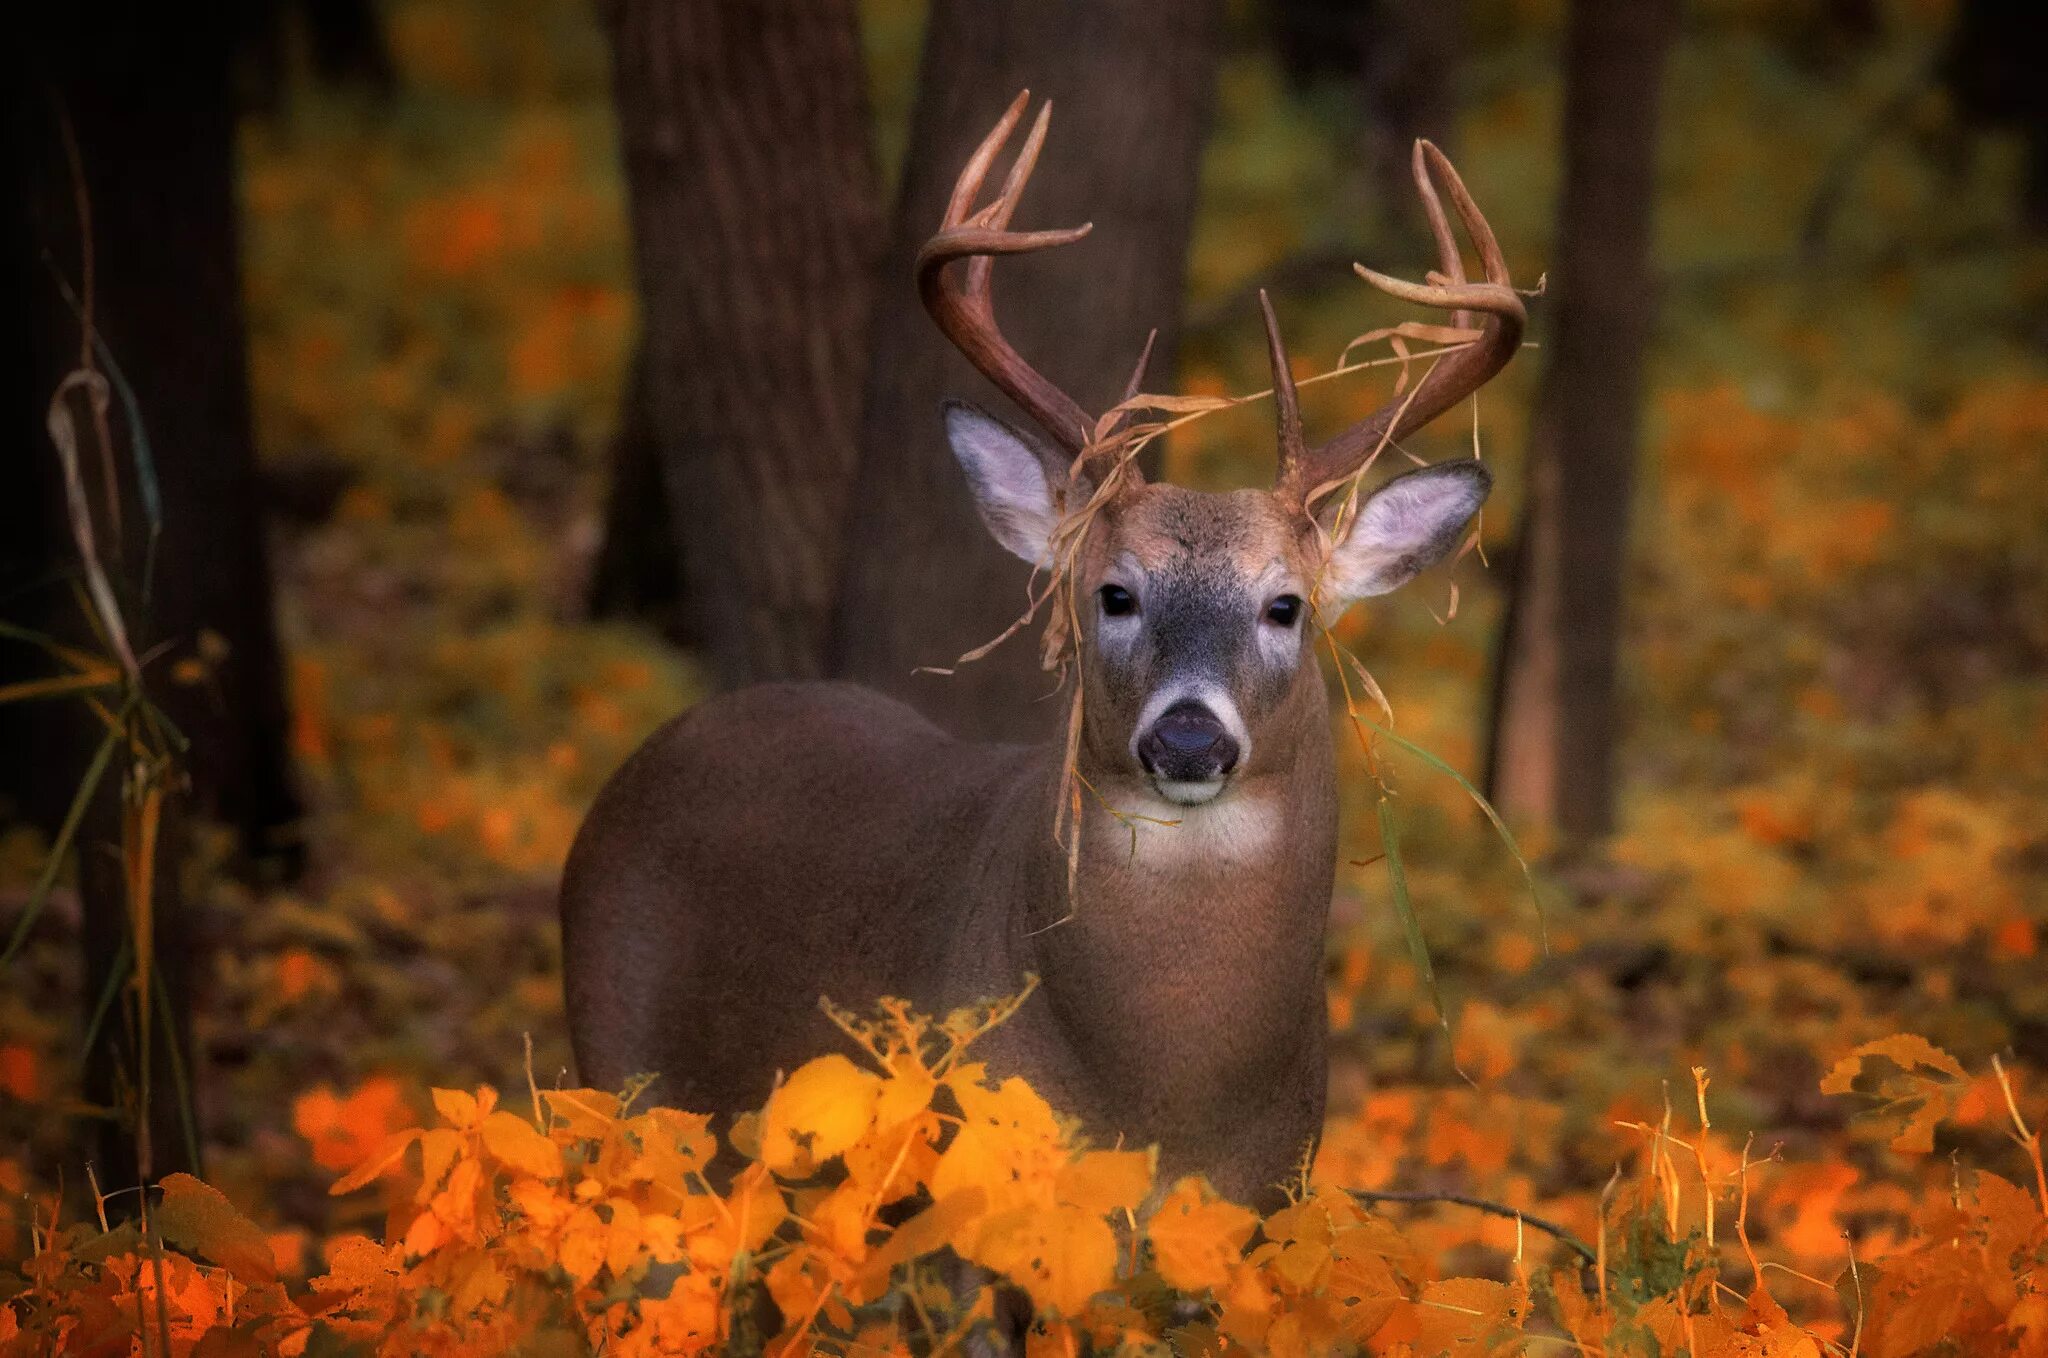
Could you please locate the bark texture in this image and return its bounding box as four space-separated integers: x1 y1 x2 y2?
1485 0 1674 837
605 0 880 688
827 0 1224 741
589 343 691 642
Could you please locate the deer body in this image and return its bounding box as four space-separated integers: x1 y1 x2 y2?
564 657 1336 1207
563 94 1525 1211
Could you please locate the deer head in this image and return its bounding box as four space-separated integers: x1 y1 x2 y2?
924 93 1525 810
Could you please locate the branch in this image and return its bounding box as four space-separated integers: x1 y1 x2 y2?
1350 1188 1599 1268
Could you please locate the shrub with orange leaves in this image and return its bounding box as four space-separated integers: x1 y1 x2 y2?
5 998 2045 1357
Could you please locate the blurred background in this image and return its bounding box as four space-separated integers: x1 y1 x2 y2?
3 0 2043 1295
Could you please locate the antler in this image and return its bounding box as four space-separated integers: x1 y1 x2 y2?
919 92 1133 488
1268 140 1527 509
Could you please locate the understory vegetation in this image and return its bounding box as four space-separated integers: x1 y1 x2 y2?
3 0 2044 1353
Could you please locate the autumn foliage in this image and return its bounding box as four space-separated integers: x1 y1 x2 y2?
5 993 2044 1356
3 0 2044 1355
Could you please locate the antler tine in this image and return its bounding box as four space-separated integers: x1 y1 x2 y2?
1081 328 1159 489
1275 140 1526 508
1423 140 1512 288
1411 140 1469 331
1257 290 1305 468
1118 328 1159 409
965 98 1053 298
944 91 1029 227
916 92 1100 461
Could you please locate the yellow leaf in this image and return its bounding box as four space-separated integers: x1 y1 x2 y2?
873 1055 937 1130
642 1213 686 1264
431 1085 497 1129
540 1088 621 1139
760 1054 881 1175
855 1187 989 1297
432 1088 480 1128
931 1075 1066 1212
328 1129 420 1197
1325 1241 1403 1343
625 1107 717 1186
970 1203 1117 1317
416 1127 466 1202
605 1197 644 1278
510 1178 571 1234
403 1206 446 1259
559 1205 607 1286
1147 1178 1258 1294
448 1253 508 1314
1410 1277 1522 1355
1056 1149 1154 1218
481 1110 564 1180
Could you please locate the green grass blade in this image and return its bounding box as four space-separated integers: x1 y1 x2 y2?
1377 795 1451 1037
153 964 203 1174
82 936 132 1057
1 717 122 967
1366 719 1548 951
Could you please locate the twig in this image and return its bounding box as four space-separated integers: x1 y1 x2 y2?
1350 1188 1598 1268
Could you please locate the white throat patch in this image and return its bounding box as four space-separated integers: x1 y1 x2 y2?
1107 789 1281 868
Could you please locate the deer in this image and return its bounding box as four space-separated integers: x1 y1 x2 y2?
562 92 1526 1213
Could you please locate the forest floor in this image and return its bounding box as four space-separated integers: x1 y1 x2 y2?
2 0 2045 1350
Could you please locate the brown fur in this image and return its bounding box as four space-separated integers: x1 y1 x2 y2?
562 482 1350 1210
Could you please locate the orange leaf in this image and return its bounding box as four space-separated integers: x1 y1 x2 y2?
156 1174 277 1283
760 1054 881 1176
329 1129 421 1196
1820 1034 1968 1154
1819 1034 1967 1095
1149 1178 1259 1294
481 1110 563 1180
970 1203 1118 1317
1057 1149 1154 1218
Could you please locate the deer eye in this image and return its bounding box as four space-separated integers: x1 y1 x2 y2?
1265 594 1304 627
1098 584 1137 618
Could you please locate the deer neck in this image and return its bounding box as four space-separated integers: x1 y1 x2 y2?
1006 672 1338 1137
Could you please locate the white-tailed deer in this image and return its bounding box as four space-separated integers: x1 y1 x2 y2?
563 93 1525 1210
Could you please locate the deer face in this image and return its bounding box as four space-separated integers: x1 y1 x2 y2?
924 98 1521 807
945 402 1491 806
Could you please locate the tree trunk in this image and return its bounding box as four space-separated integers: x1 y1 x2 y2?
6 4 305 1180
588 342 692 643
1484 0 1673 838
827 0 1224 742
604 0 880 689
1942 0 2048 228
1272 0 1461 207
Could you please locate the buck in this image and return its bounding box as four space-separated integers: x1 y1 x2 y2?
562 93 1525 1211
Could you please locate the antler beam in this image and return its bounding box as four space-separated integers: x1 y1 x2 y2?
1268 140 1527 508
916 91 1108 481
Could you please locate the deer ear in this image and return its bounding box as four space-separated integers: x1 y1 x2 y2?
1322 461 1491 604
943 400 1061 567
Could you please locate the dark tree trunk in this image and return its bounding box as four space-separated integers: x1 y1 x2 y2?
1271 0 1461 214
604 0 881 688
1942 0 2048 228
827 0 1224 741
1484 0 1673 838
6 5 305 1181
588 342 692 643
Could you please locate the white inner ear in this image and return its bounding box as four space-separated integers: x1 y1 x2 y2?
944 402 1060 567
1322 463 1490 606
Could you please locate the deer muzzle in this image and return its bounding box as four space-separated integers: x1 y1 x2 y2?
1136 700 1241 803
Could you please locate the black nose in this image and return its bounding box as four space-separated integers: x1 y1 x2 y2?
1137 701 1240 783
